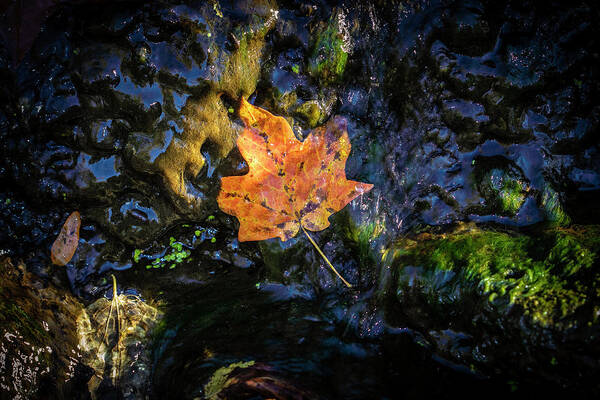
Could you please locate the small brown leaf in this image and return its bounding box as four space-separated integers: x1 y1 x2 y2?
51 211 81 266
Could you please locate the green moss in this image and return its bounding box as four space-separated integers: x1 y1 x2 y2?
541 186 571 226
498 178 525 214
216 6 276 98
294 100 323 128
0 299 50 345
308 13 349 85
391 225 600 328
478 168 526 215
280 91 299 112
344 215 385 268
204 360 256 400
134 249 142 263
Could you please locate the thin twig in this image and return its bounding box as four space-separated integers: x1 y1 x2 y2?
301 225 352 288
112 274 120 337
110 274 122 387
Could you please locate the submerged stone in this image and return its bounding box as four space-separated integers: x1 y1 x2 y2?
388 224 599 329
383 223 600 389
0 258 91 398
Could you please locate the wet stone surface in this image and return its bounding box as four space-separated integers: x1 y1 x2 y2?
0 258 91 400
1 0 600 398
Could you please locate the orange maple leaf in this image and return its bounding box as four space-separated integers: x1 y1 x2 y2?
217 98 373 287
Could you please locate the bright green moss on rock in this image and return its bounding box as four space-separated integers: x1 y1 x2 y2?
471 156 529 217
204 360 256 400
498 176 525 214
308 12 349 85
541 185 571 226
341 213 386 269
389 224 600 328
478 168 526 215
216 10 277 99
294 100 323 128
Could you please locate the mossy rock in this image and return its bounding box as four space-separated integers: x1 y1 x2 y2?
293 100 324 128
472 156 528 216
204 361 318 399
386 224 600 329
541 185 571 226
0 258 91 398
307 11 349 85
204 360 256 399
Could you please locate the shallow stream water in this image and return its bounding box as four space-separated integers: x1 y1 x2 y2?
1 0 599 398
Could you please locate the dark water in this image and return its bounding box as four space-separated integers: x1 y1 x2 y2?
145 266 573 399
1 0 599 398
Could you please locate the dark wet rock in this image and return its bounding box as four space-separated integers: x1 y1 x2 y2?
83 119 129 151
89 195 175 247
260 237 318 288
1 0 600 397
1 0 280 281
0 258 92 399
77 44 122 88
0 257 165 400
329 0 600 233
0 192 66 263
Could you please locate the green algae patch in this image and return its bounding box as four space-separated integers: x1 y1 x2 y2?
389 224 600 329
541 185 571 226
308 11 350 85
341 212 386 271
216 8 277 99
144 237 191 270
0 262 50 345
204 360 256 400
0 299 51 346
496 175 525 215
294 100 323 128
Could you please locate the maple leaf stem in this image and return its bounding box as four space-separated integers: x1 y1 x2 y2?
301 225 353 288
